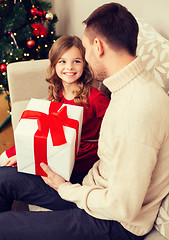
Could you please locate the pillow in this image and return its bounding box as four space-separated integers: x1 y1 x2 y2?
155 194 169 239
137 18 169 94
136 19 169 239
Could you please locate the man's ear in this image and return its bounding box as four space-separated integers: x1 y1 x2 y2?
93 38 104 57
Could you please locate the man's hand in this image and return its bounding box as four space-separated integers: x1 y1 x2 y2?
40 163 66 191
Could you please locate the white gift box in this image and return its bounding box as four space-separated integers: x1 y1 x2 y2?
14 98 83 181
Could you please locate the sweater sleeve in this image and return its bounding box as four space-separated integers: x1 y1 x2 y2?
58 135 158 222
6 145 16 158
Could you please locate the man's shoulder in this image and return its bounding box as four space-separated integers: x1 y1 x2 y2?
136 77 169 108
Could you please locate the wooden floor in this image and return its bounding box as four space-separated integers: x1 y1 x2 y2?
0 92 14 155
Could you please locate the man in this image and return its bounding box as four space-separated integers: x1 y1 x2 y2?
0 3 169 240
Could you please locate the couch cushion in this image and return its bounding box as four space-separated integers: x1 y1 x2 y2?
136 19 169 240
155 194 169 239
137 18 169 94
12 100 30 130
145 228 167 240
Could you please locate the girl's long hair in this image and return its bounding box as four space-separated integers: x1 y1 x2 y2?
46 36 93 106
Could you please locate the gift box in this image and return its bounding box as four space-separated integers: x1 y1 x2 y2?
14 98 83 181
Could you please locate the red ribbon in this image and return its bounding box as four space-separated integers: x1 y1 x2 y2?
21 102 79 176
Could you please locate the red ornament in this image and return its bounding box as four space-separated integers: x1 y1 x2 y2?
0 63 7 72
38 10 46 18
27 39 36 48
38 10 43 17
30 7 38 16
31 23 48 37
0 0 4 2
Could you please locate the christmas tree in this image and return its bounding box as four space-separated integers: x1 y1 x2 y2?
0 0 59 130
0 0 59 94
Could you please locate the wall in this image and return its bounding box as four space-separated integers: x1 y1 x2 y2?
51 0 169 40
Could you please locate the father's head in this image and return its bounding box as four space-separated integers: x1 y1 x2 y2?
82 2 139 80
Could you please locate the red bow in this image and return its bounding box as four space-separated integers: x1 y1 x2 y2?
21 102 79 176
31 23 48 37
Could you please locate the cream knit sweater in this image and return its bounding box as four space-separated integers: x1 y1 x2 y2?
58 57 169 236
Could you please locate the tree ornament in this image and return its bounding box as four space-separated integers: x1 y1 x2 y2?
0 0 4 2
8 30 19 49
45 12 53 20
30 7 38 16
27 39 35 48
38 10 46 18
0 63 7 72
31 23 48 37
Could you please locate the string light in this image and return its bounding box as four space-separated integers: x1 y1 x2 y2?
7 110 11 115
24 53 29 57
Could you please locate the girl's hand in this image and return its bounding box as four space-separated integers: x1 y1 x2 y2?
40 163 66 191
3 155 17 166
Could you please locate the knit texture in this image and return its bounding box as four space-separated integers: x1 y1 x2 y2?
58 57 169 236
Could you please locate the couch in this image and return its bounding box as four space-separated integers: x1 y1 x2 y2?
6 19 169 240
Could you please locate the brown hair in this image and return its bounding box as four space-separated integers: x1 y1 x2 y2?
83 3 139 56
46 35 93 106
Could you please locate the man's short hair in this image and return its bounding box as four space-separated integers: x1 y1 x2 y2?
83 3 139 56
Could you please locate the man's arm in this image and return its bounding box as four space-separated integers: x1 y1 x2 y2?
41 136 157 222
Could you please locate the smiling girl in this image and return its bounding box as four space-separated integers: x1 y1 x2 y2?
1 36 110 184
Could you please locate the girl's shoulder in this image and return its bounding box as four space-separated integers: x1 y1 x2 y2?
88 86 110 107
88 86 110 115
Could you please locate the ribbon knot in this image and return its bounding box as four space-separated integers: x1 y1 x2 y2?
36 105 68 146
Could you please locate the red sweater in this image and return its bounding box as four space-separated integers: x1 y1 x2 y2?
6 87 110 173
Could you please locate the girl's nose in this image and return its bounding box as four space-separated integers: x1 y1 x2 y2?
66 62 73 70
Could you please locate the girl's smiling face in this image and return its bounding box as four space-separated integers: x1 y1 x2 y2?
55 46 84 86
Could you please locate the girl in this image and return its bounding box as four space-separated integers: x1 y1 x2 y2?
0 36 110 184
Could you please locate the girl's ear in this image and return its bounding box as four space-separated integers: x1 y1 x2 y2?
93 38 104 57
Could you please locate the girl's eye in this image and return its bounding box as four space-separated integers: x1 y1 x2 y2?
74 60 81 63
58 60 66 63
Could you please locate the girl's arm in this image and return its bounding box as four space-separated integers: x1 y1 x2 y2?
0 145 17 166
